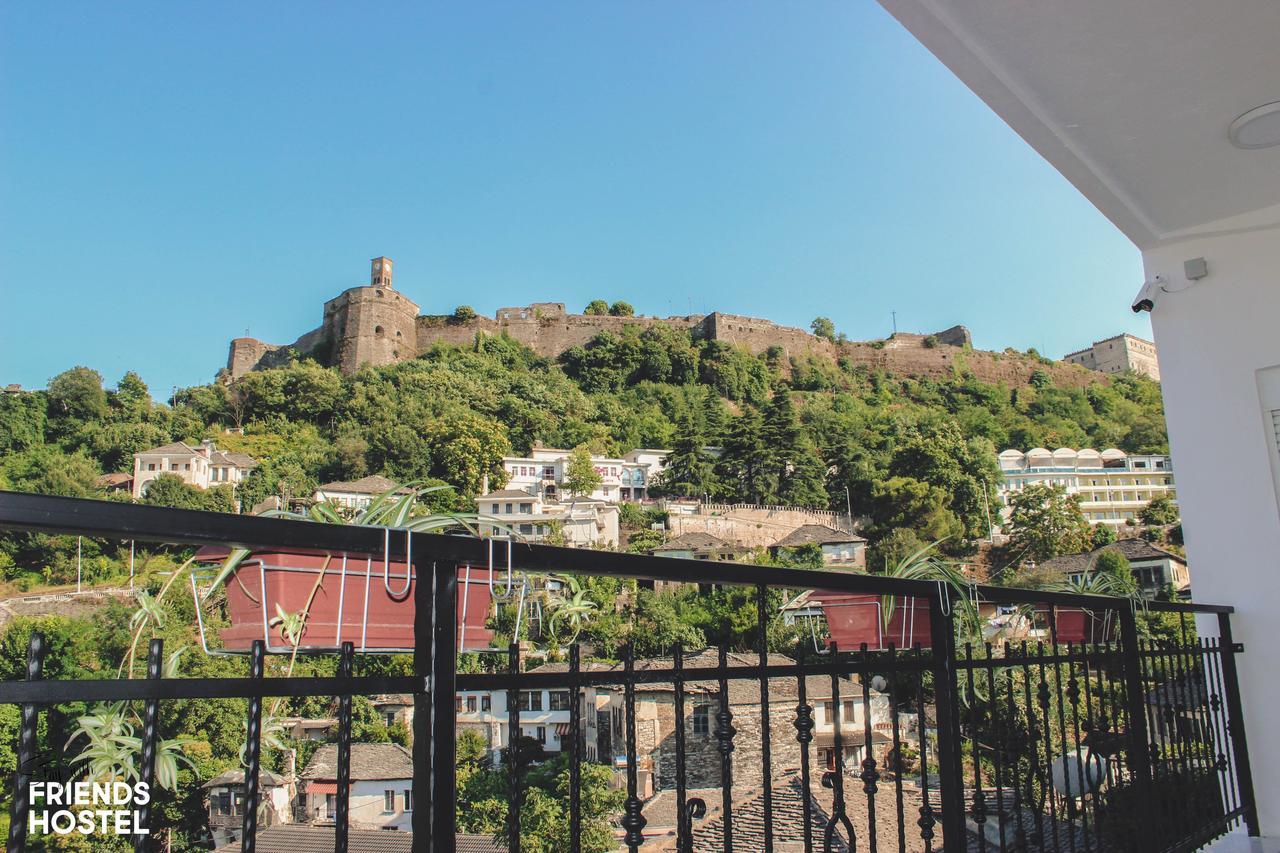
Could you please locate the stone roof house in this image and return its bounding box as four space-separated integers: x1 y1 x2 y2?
770 524 867 568
1037 537 1189 597
312 475 407 513
651 532 747 561
298 743 414 830
203 769 292 848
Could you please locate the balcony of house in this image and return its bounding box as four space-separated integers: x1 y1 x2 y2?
0 493 1259 853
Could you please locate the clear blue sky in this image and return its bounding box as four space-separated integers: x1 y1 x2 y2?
1 1 1150 397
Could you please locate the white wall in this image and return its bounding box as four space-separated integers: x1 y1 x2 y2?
1142 212 1280 835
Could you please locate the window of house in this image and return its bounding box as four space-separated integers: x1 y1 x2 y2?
456 695 463 713
520 503 532 514
536 726 546 743
403 789 413 812
383 790 396 812
147 463 156 471
183 463 190 470
692 705 711 735
325 794 336 818
467 696 477 713
481 695 491 712
170 464 179 471
520 524 533 535
505 503 513 513
520 691 543 712
549 691 571 711
385 711 396 727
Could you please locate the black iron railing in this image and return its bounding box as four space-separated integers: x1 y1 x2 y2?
0 492 1260 852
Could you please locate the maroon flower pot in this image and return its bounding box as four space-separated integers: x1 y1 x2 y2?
1035 606 1118 644
810 592 934 650
200 548 496 653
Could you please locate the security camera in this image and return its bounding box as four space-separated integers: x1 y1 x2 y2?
1131 275 1167 313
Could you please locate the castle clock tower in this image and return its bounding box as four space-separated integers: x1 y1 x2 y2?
371 256 393 288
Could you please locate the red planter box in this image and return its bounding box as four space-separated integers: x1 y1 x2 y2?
202 548 496 653
1036 606 1117 644
810 592 933 650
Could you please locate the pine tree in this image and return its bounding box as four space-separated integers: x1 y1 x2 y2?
718 407 770 504
662 412 714 498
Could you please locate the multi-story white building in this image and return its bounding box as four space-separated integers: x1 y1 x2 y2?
131 440 256 500
370 689 603 764
499 446 668 503
477 488 620 548
1063 333 1160 380
997 447 1176 526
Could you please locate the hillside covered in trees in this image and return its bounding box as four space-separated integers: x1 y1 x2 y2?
2 324 1167 583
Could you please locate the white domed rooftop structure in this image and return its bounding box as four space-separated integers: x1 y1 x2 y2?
1052 448 1079 466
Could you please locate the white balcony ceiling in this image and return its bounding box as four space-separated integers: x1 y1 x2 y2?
877 0 1280 247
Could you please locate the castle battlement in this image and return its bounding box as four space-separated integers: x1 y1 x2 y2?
223 257 1128 391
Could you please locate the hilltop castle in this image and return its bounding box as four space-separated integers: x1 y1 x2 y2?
224 256 987 382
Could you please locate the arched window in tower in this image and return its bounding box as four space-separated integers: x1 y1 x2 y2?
395 330 402 339
375 326 385 338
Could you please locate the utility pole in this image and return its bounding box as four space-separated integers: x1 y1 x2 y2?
980 480 995 543
76 536 82 594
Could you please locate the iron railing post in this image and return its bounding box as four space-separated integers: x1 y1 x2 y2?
241 640 265 853
431 562 458 849
411 550 435 852
135 638 163 852
7 632 45 853
1117 607 1157 846
336 642 354 853
927 591 967 852
1216 613 1259 837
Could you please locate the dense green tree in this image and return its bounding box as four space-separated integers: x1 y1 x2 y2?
453 305 478 321
868 476 964 544
1091 523 1117 549
47 366 108 423
1093 549 1137 595
583 299 609 315
1139 495 1179 526
608 300 634 317
810 317 836 340
1004 483 1092 563
564 445 602 497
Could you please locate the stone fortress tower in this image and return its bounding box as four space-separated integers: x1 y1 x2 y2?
225 257 420 379
322 257 419 374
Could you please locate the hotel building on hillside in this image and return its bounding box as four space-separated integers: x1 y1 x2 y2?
996 447 1176 527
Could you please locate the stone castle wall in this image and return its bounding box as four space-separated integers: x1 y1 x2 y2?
224 283 1097 391
666 504 852 549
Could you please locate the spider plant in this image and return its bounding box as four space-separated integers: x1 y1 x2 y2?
878 540 982 640
544 574 598 643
